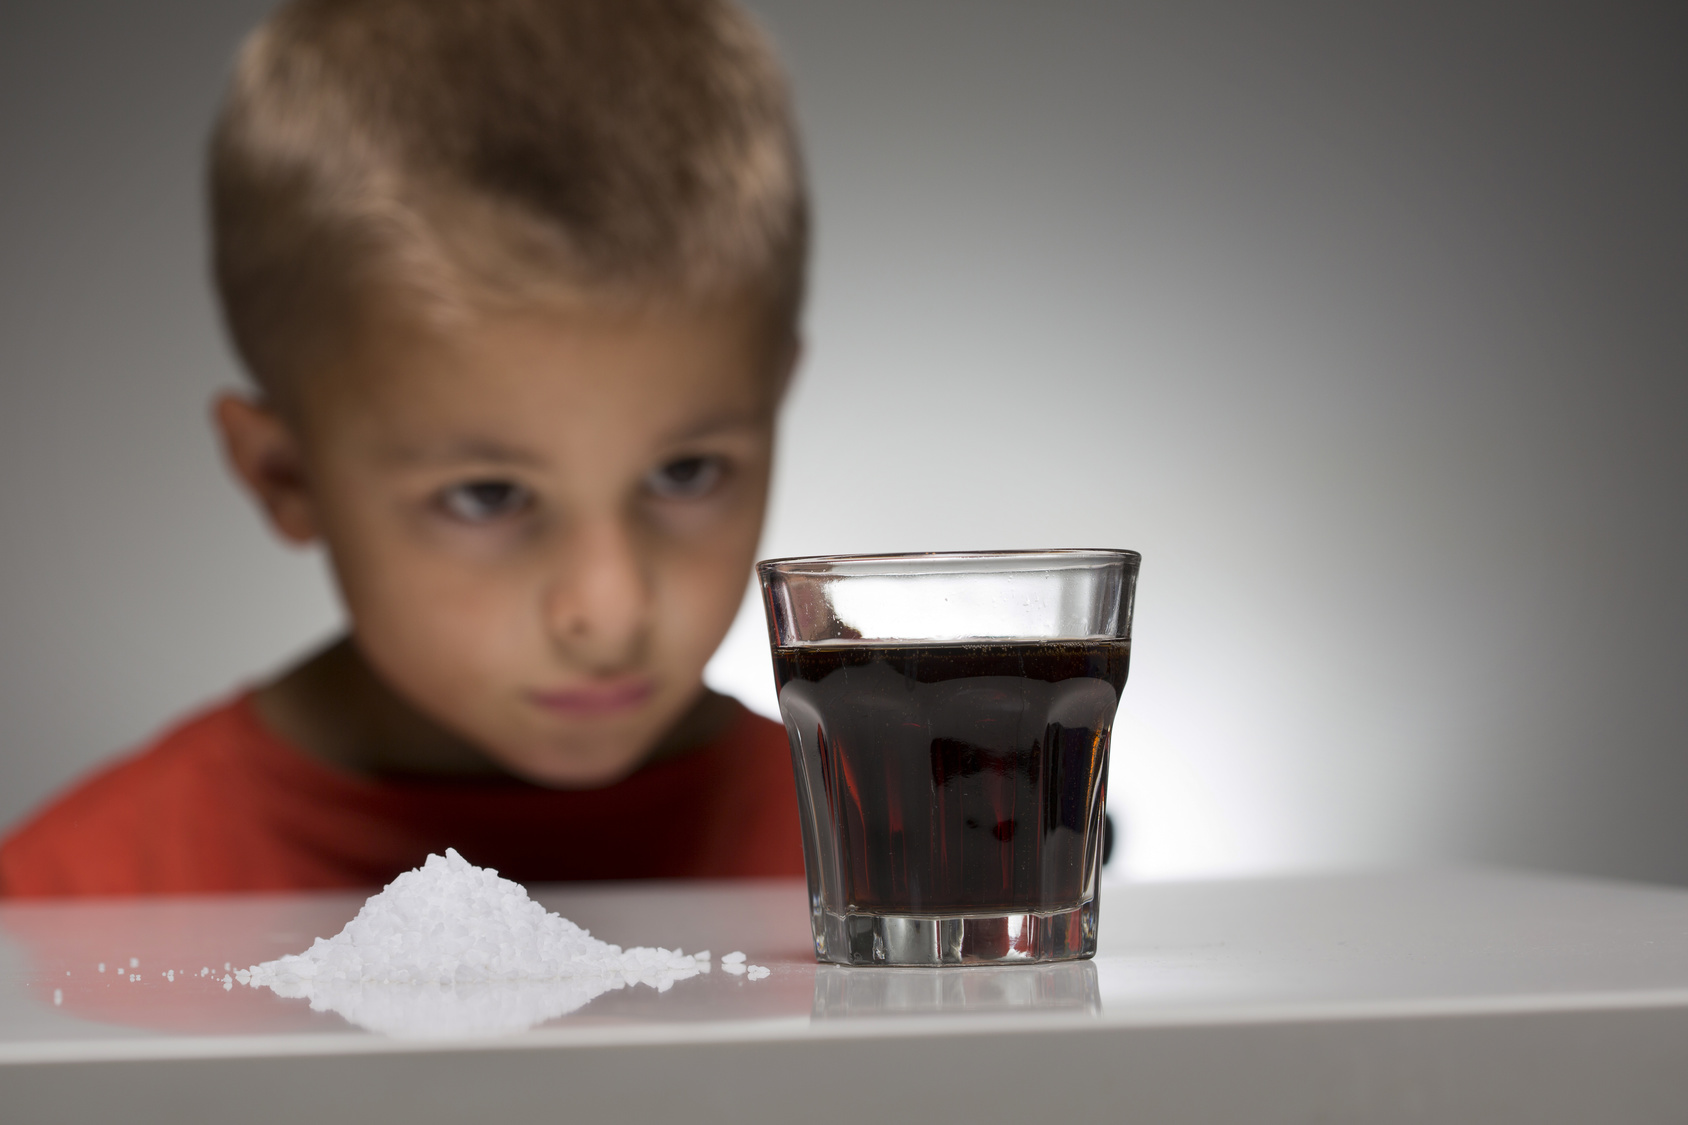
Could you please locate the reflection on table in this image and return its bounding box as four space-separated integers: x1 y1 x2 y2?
811 960 1100 1020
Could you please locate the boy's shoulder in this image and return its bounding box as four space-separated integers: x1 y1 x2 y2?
0 697 278 897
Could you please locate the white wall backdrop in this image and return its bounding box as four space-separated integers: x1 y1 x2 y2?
3 1 1685 884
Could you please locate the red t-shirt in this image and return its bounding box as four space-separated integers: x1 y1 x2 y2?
0 694 804 897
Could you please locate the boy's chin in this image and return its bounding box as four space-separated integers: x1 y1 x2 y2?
488 738 654 790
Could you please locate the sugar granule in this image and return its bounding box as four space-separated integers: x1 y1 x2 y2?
242 849 703 1038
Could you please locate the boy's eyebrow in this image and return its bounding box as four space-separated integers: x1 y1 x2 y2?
381 438 548 468
378 412 767 468
659 407 769 444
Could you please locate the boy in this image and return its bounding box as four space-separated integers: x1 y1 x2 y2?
0 0 808 895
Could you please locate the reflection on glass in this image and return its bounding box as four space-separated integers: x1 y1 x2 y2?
812 960 1100 1019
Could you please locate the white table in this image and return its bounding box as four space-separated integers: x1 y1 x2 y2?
4 869 1688 1123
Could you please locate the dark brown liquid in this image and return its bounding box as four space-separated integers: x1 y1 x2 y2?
773 640 1128 915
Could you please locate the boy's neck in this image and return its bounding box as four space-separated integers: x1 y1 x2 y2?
252 637 739 783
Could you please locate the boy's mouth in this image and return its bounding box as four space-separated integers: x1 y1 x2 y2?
527 678 656 718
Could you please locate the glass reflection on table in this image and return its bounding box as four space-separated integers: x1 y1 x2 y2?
812 960 1099 1020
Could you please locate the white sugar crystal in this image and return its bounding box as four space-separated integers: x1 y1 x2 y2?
721 951 746 965
243 849 703 1038
96 963 105 973
746 965 770 981
53 988 63 1006
722 961 747 975
129 957 139 969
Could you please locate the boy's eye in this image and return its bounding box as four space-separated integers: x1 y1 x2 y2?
645 455 725 501
438 480 533 523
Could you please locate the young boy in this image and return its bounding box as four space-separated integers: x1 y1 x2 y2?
0 0 808 895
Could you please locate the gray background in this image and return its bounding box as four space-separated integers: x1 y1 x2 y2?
2 1 1683 883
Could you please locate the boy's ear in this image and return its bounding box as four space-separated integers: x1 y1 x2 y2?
212 393 320 545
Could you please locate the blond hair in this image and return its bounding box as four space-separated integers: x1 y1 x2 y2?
210 0 807 395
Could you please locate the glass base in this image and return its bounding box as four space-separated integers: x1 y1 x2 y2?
812 900 1098 966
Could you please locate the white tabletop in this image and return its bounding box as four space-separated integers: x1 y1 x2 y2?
5 869 1688 1123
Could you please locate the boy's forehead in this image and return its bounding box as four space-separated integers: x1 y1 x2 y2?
376 404 771 468
305 297 784 453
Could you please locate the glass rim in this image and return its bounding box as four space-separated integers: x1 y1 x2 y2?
756 548 1140 576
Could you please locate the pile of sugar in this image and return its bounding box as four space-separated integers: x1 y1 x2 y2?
240 849 710 1037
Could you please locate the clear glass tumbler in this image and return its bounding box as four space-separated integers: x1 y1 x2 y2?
758 549 1140 966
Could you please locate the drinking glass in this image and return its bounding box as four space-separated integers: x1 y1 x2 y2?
757 549 1139 966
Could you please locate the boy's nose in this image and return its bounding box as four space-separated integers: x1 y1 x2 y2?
540 517 654 671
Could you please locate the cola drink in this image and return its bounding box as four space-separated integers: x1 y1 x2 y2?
772 639 1128 916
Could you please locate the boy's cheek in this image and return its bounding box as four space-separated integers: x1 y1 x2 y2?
656 544 758 668
327 533 532 679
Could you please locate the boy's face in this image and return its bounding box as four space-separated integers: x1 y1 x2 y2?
233 295 789 787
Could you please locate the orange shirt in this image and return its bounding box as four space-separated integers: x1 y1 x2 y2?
0 694 804 897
